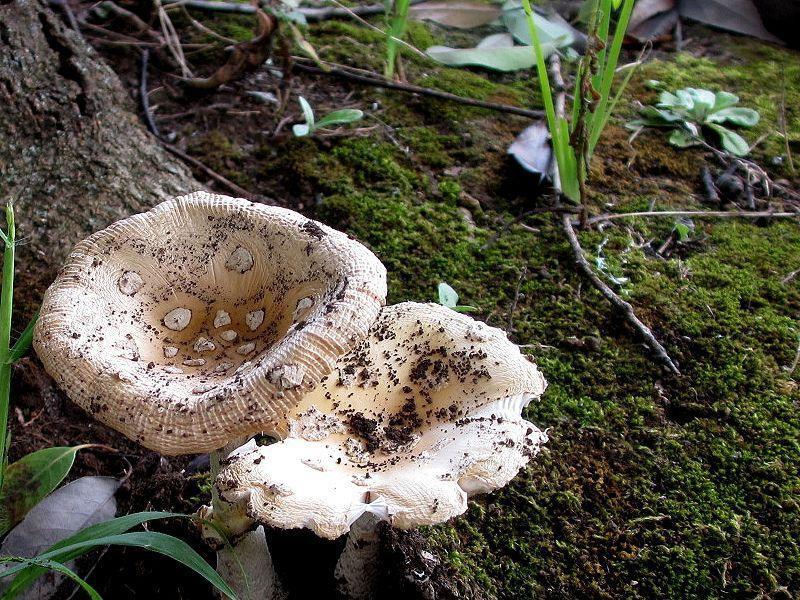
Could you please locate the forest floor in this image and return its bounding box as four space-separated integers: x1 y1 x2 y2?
9 3 800 599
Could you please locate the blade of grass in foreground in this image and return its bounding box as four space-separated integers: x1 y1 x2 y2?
1 531 237 600
0 557 102 600
0 203 16 492
3 512 182 597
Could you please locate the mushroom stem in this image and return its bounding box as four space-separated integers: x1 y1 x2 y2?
334 513 381 600
210 437 249 535
208 439 284 599
216 525 284 600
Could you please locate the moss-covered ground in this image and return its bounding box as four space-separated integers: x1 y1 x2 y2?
148 13 800 598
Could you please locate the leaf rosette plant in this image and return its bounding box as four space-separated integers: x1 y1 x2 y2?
628 84 760 156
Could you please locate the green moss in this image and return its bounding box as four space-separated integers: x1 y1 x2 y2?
404 19 444 52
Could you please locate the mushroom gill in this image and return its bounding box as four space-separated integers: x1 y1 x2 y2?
215 302 548 539
33 192 387 455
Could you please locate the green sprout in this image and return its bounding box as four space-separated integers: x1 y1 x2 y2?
292 96 364 137
437 282 478 313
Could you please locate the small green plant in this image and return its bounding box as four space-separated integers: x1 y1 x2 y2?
292 96 364 137
437 282 477 313
0 204 237 600
627 83 760 156
521 0 636 202
384 0 411 78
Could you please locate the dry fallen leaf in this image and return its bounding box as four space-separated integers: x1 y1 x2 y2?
409 0 501 29
628 0 782 44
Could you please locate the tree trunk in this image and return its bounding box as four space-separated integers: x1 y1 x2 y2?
0 0 199 316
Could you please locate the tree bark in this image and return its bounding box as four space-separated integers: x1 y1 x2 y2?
0 0 200 317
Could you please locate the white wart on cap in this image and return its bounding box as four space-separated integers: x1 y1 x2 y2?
33 192 387 455
215 302 548 539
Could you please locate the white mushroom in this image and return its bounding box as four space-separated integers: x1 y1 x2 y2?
215 302 547 539
33 192 387 455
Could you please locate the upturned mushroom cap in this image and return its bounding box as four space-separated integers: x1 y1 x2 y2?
215 302 547 539
33 192 387 455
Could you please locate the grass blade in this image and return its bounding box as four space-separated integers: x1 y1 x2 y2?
588 0 634 155
0 203 16 492
6 312 37 365
0 557 102 600
1 532 236 600
4 512 181 598
385 0 411 77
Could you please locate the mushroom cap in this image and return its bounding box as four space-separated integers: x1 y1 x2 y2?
216 302 547 539
33 192 387 455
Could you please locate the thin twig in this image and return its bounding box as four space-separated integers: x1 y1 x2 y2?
586 209 800 226
545 54 680 374
139 49 161 138
327 0 426 59
507 266 527 333
779 72 796 175
181 6 238 44
785 334 800 375
562 213 680 374
781 268 800 285
162 144 258 200
481 206 579 250
156 0 193 78
95 1 159 39
291 58 545 120
162 0 426 21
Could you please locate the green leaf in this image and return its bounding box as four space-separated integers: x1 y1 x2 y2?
7 312 37 365
0 532 237 600
425 41 554 71
315 109 364 130
452 305 478 313
0 557 102 600
674 222 691 241
712 90 739 111
501 2 576 48
437 282 459 308
408 0 501 29
4 512 180 598
297 96 315 129
673 89 696 111
708 107 760 128
686 88 716 113
708 123 750 156
0 446 94 536
669 128 698 148
639 105 683 124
